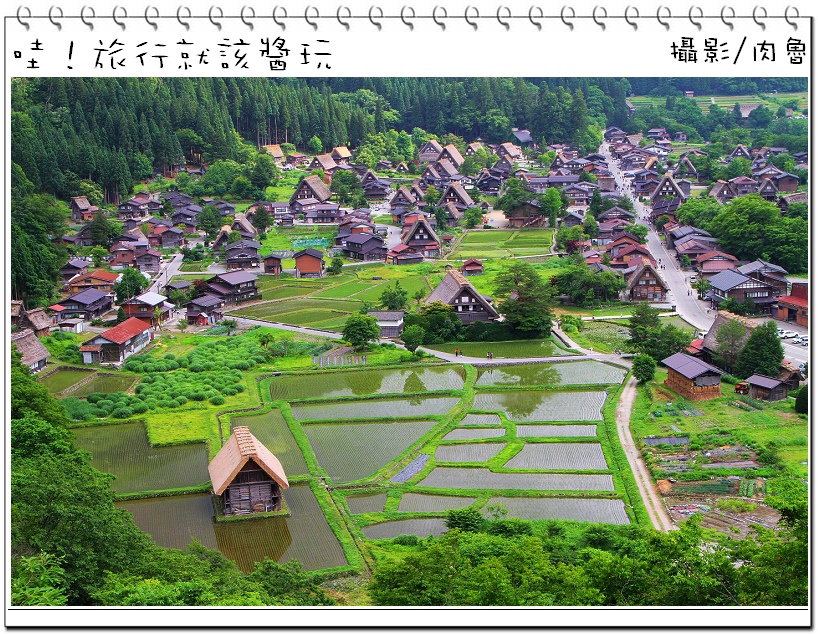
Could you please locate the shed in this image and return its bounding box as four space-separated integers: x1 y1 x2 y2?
661 352 723 401
460 258 484 276
367 311 405 338
263 254 283 275
208 426 289 516
745 374 788 402
294 248 325 279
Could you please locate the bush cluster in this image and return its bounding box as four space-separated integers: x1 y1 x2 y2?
122 335 267 373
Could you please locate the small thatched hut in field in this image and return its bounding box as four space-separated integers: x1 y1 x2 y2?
208 426 289 516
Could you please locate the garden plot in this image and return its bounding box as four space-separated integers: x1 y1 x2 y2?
460 414 503 426
473 391 607 422
485 497 629 524
362 518 448 540
313 280 379 299
233 298 362 323
231 410 308 475
269 367 465 401
443 428 506 441
427 340 574 359
291 397 460 421
355 276 430 303
435 443 506 463
475 361 626 387
504 443 608 470
73 422 210 494
71 374 137 397
417 468 614 491
39 368 94 394
516 424 597 438
261 287 313 301
398 494 476 513
303 420 438 482
346 493 388 514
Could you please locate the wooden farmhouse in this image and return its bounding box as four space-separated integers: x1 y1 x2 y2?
208 426 289 516
426 269 499 324
69 196 99 222
121 291 174 326
661 353 723 401
437 183 474 210
225 240 261 271
80 317 153 364
625 261 669 302
418 139 444 163
745 374 788 402
206 271 259 304
60 289 114 321
186 294 225 325
706 270 776 314
11 329 50 373
367 310 405 338
400 216 441 258
294 248 326 278
460 258 484 276
67 270 120 296
289 174 332 212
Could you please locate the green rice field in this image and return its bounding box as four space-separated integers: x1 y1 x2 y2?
345 493 388 514
397 493 477 513
230 410 309 475
361 518 448 540
269 367 466 401
452 229 554 259
434 443 507 463
485 497 630 524
504 443 608 470
291 397 460 421
73 422 209 494
70 374 138 397
473 391 608 422
475 361 626 387
232 298 363 329
516 424 597 437
443 428 506 441
427 340 573 359
303 420 438 482
417 468 615 491
118 485 347 572
39 368 94 394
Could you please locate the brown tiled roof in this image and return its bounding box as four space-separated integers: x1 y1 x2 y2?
71 269 120 284
208 426 289 495
11 329 50 367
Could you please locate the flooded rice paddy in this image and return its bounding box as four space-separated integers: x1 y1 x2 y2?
417 467 614 491
71 374 138 397
345 493 388 514
118 485 346 572
303 420 438 482
459 414 503 426
291 397 460 421
485 496 630 524
73 422 209 494
397 493 476 513
504 443 609 470
231 410 308 475
361 518 448 540
475 361 626 387
434 443 507 463
443 428 507 441
472 390 607 422
270 367 466 401
516 424 598 437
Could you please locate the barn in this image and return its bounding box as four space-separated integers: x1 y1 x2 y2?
208 426 289 516
661 352 723 401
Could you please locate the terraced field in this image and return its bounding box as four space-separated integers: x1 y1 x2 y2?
475 361 626 387
362 518 448 540
397 493 477 513
485 496 630 524
346 493 388 514
443 428 507 441
516 424 597 437
292 397 460 421
434 442 507 463
231 410 309 475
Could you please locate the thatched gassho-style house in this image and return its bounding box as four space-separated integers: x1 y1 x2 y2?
11 329 50 372
209 426 289 516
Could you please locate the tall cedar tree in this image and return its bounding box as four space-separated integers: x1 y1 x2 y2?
734 320 784 379
494 261 554 334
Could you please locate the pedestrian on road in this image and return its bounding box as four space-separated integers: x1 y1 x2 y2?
455 348 459 357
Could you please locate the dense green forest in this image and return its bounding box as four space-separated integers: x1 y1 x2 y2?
10 348 809 607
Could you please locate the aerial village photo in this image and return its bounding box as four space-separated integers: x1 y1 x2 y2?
9 77 808 608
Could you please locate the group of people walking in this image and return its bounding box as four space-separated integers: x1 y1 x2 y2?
453 349 494 360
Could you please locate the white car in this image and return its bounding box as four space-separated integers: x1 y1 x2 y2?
780 330 798 339
777 329 786 337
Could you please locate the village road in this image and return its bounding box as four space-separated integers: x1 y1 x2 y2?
616 377 676 532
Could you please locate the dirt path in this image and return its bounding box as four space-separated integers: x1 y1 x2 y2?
616 376 676 532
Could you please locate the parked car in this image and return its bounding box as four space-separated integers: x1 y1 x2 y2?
777 328 786 337
801 335 809 346
792 336 803 344
780 330 798 339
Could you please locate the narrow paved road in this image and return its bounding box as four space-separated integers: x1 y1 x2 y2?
616 377 676 532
